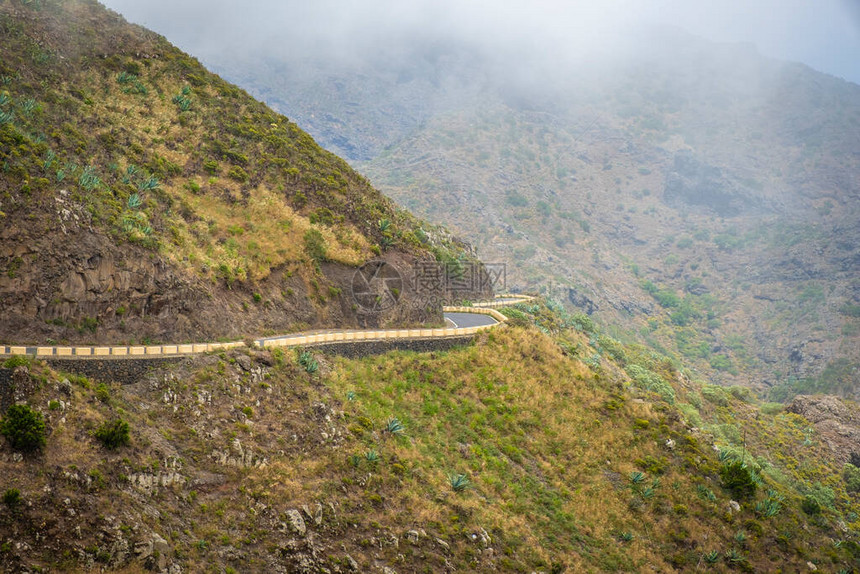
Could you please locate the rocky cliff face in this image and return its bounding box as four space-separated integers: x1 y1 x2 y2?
0 219 452 344
787 395 860 464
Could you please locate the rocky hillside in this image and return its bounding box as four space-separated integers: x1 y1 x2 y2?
208 28 860 399
1 302 860 572
0 0 488 347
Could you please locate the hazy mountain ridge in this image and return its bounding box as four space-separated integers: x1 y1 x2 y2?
208 29 860 398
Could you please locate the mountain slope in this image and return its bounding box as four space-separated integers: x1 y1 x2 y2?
0 0 486 346
206 29 860 399
2 302 860 572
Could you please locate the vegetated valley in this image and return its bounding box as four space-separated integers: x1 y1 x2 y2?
1 1 860 573
214 28 860 401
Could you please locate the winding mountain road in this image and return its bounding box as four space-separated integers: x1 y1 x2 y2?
0 296 533 359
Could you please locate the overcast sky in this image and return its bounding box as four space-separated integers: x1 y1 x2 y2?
101 0 860 85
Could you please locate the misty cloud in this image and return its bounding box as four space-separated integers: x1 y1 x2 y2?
102 0 860 84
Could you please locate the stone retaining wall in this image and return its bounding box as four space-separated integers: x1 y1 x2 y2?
43 357 184 384
304 335 475 359
0 335 481 385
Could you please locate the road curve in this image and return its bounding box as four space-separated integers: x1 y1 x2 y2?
444 311 498 329
0 296 535 359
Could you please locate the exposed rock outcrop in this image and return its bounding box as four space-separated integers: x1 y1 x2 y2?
786 394 860 463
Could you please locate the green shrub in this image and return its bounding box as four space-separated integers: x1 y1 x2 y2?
303 228 327 263
3 355 31 369
635 455 667 475
843 464 860 493
838 303 860 318
2 488 21 507
627 364 675 404
184 180 201 194
702 385 729 406
0 404 46 452
571 313 595 333
801 495 821 515
227 165 248 183
805 483 835 509
720 461 757 499
677 403 703 427
94 419 130 450
728 386 754 402
95 383 111 403
760 402 784 415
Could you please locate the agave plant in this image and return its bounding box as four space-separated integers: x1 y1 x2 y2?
298 351 319 374
449 473 470 492
378 218 391 232
734 530 747 544
0 92 10 107
754 498 782 518
116 71 137 84
702 550 720 564
0 109 14 125
724 549 744 563
385 417 405 435
640 487 656 499
138 176 160 192
629 471 645 485
172 93 192 111
43 149 56 170
697 484 717 502
765 489 785 502
346 391 356 402
127 193 142 210
619 532 634 542
364 449 379 464
18 97 36 116
748 468 764 486
78 165 100 191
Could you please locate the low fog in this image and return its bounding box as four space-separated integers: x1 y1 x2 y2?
102 0 860 85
